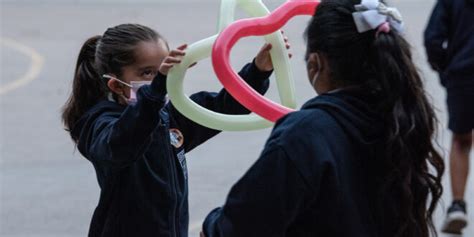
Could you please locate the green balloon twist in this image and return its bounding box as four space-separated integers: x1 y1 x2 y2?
167 0 296 131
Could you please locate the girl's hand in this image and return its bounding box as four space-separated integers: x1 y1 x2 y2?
159 44 187 75
254 32 292 72
200 231 205 237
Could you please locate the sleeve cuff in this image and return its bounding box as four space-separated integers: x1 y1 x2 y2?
139 72 167 102
248 58 273 81
239 59 272 94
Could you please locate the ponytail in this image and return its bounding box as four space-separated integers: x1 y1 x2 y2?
371 31 444 237
61 35 108 139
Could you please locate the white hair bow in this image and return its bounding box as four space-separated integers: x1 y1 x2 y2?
352 0 404 33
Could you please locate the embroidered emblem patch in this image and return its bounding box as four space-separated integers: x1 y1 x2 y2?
169 128 184 149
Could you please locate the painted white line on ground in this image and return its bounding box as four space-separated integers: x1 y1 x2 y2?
0 38 45 95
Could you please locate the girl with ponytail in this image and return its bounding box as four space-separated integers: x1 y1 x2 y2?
61 23 287 237
201 1 444 237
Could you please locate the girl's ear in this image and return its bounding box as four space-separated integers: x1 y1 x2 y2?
106 75 125 95
306 53 323 72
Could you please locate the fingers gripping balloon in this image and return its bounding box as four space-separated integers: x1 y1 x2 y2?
167 0 297 131
213 0 320 122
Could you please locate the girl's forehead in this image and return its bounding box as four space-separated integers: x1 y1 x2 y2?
133 40 169 66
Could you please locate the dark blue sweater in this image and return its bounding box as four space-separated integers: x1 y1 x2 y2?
71 62 271 237
424 0 474 86
203 89 385 237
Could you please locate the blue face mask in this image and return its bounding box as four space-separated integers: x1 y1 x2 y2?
103 75 151 104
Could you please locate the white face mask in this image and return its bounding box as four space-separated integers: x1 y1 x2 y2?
103 75 151 104
309 53 321 88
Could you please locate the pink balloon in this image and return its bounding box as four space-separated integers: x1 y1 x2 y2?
212 0 319 122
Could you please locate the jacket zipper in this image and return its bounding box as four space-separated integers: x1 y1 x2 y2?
165 127 180 237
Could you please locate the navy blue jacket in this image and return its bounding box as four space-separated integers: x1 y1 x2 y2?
71 62 271 237
424 0 474 86
203 89 385 237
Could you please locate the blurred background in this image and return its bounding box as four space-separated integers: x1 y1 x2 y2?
1 0 472 236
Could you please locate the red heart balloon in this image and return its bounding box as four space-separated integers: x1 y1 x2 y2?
212 0 319 122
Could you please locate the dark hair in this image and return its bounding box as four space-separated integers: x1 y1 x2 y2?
62 24 163 141
304 1 444 237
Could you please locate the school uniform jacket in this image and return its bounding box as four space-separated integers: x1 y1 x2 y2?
203 89 385 237
71 61 271 237
424 0 474 86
